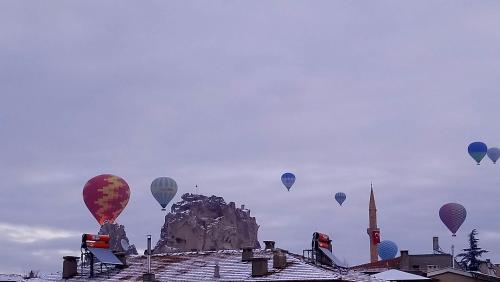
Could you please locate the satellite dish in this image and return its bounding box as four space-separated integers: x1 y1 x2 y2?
120 239 130 251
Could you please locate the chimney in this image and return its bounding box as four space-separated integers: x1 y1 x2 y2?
251 258 269 276
263 241 275 251
241 204 245 210
242 248 254 262
142 235 156 282
147 235 152 273
214 262 220 278
273 249 287 269
433 237 439 252
62 256 78 279
400 250 410 271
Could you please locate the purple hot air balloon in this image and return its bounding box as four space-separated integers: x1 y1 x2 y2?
439 203 466 237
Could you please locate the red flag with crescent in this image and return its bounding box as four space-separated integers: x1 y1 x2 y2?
372 230 380 244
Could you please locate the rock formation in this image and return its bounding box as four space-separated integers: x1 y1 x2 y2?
153 193 260 254
99 222 138 255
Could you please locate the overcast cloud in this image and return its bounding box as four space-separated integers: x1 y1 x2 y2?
1 1 500 274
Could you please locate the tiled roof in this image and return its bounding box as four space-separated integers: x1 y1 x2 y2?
428 268 500 281
46 249 384 281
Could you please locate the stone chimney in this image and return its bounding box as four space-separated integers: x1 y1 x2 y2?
273 249 287 269
263 241 275 251
62 256 78 279
242 247 254 262
400 250 410 271
251 258 269 276
433 237 439 252
241 204 245 210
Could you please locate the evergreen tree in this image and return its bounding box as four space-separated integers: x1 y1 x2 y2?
456 229 488 271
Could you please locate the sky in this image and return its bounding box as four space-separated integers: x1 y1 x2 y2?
1 1 500 274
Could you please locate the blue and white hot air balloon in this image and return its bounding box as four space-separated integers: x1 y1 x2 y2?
281 173 295 191
335 192 346 206
487 147 500 164
468 142 488 165
151 177 178 211
377 240 398 260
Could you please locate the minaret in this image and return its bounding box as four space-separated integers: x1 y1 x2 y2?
367 183 380 263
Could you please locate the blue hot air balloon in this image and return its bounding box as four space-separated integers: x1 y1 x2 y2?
335 192 346 206
377 240 398 260
468 142 488 165
151 177 178 211
487 147 500 164
281 173 295 191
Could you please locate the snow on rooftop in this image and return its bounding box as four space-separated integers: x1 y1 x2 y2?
371 269 430 281
39 249 384 281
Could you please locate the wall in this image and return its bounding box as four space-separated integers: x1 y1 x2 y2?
399 252 452 273
430 272 475 282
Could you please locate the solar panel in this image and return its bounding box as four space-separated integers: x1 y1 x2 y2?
319 247 347 268
88 248 123 265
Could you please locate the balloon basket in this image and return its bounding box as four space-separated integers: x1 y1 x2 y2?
161 208 166 211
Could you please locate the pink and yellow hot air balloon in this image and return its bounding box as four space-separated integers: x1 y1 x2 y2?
83 174 130 225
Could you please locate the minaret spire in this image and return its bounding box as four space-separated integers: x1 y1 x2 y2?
367 183 380 263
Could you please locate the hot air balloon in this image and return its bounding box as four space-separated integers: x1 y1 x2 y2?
377 240 398 260
487 147 500 164
439 203 466 237
335 192 346 206
151 177 178 211
281 172 295 191
83 174 130 225
468 142 487 165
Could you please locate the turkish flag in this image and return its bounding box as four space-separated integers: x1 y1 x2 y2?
372 230 380 244
319 241 329 249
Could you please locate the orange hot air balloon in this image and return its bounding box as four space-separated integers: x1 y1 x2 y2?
83 174 130 225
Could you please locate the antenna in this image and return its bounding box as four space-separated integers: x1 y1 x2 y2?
147 235 152 274
452 244 455 268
